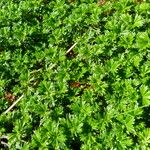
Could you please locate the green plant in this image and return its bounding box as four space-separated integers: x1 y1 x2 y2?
0 0 150 149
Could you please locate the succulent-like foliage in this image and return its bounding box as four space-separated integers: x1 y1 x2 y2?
0 0 150 149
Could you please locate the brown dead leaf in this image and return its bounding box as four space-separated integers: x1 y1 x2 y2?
133 0 143 3
97 0 106 6
69 82 81 88
68 0 76 3
4 92 16 102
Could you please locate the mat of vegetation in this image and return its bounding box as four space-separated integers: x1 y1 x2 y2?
0 0 150 149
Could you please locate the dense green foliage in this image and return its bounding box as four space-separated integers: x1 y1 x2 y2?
0 0 150 149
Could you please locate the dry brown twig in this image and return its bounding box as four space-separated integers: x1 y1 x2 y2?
0 136 9 148
66 42 78 55
3 95 24 114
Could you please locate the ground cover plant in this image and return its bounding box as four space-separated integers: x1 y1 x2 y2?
0 0 150 149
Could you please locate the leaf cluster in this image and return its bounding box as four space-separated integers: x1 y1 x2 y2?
0 0 150 149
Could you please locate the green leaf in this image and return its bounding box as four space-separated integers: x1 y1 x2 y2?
136 32 150 49
140 85 150 106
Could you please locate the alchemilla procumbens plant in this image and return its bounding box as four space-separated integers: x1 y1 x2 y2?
0 0 150 149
